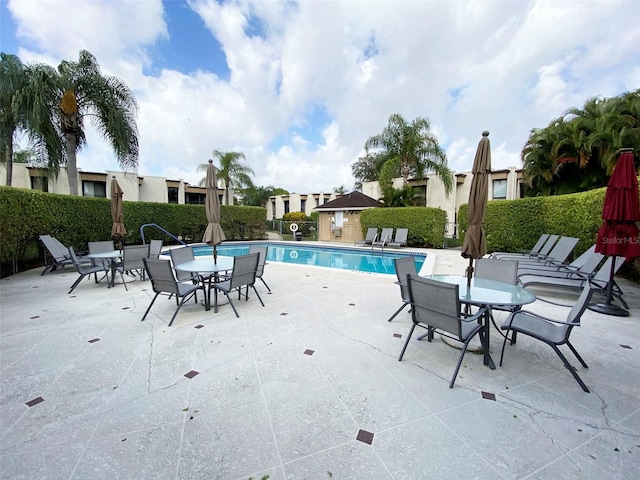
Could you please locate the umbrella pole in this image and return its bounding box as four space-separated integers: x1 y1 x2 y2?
213 245 218 264
588 256 629 317
466 258 474 287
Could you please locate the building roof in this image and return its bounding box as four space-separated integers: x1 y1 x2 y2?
314 191 381 211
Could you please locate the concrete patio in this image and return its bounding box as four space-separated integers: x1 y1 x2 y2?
1 246 639 479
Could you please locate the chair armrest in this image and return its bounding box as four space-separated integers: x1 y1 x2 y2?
460 307 487 323
506 310 579 327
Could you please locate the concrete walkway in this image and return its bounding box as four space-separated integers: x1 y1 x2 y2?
1 246 639 479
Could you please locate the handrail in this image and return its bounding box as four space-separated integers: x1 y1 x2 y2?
139 223 188 246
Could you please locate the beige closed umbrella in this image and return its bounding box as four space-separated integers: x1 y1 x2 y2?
202 159 226 263
111 176 126 249
461 131 491 286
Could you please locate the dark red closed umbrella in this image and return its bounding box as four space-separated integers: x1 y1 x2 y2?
592 148 640 316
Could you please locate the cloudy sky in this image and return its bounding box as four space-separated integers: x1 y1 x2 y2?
2 0 639 193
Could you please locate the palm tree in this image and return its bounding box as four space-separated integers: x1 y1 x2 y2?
197 150 254 205
55 50 139 195
1 54 63 186
364 113 453 195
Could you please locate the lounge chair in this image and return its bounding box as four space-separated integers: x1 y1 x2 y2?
491 234 559 260
512 236 579 266
490 233 550 258
372 228 393 247
355 228 378 246
518 256 627 307
40 234 89 275
387 228 408 248
516 246 603 278
500 283 595 392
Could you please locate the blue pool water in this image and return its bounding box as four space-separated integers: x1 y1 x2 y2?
192 242 425 275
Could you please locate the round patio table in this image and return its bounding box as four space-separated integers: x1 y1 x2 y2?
174 256 234 312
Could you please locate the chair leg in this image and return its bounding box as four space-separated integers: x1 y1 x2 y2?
225 292 239 317
169 294 192 326
259 277 271 292
141 293 160 321
387 301 409 322
449 326 485 388
252 286 265 306
68 274 87 294
398 324 416 361
566 341 589 369
551 344 590 393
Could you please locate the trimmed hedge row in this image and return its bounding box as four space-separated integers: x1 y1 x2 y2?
0 186 266 270
458 187 606 256
360 207 447 247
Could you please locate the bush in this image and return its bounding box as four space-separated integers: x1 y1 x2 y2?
360 207 447 247
0 186 266 272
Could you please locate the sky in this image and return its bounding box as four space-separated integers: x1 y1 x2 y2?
2 0 639 194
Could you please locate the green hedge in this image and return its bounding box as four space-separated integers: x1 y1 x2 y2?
0 186 266 270
458 187 606 256
360 207 447 247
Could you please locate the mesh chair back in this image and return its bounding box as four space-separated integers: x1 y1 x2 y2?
475 258 518 284
567 284 594 329
169 247 195 281
537 235 560 257
122 244 150 272
229 253 259 290
376 228 393 244
88 240 115 254
248 245 268 278
148 240 163 259
143 258 180 296
529 234 550 254
394 257 418 302
391 228 408 245
40 235 67 261
407 275 462 338
544 236 579 263
364 228 378 242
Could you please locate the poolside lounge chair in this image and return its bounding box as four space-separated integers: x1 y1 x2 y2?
513 236 579 266
516 246 603 278
387 228 408 248
518 256 627 307
355 228 378 246
500 283 595 393
491 234 559 260
141 258 204 326
387 256 418 322
40 235 89 275
398 275 488 388
490 233 550 258
372 228 393 247
67 247 109 294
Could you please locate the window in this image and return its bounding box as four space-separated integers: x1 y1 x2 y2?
492 179 507 199
301 199 306 213
82 181 106 198
30 176 48 192
284 200 290 214
185 192 206 204
167 187 179 204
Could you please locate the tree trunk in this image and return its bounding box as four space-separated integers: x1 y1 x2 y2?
4 127 15 186
65 133 79 195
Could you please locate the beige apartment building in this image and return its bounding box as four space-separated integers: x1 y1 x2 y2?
1 163 229 205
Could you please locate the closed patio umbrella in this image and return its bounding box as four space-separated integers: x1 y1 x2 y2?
111 176 126 249
202 159 226 263
592 148 640 316
461 131 492 286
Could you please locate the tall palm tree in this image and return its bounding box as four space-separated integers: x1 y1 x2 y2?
197 150 254 205
55 50 139 195
364 113 453 195
1 54 63 185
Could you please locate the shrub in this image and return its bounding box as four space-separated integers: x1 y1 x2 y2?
360 207 447 247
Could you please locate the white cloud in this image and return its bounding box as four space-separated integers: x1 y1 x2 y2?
5 0 640 193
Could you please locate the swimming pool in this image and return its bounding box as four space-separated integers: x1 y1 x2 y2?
192 242 426 275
